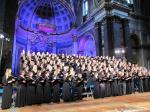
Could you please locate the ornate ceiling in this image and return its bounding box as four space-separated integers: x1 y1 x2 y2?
17 0 76 35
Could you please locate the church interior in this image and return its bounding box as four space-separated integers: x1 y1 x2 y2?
0 0 150 111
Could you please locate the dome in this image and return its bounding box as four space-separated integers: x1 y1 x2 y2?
18 0 75 35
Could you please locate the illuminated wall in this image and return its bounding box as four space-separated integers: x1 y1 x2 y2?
12 0 97 75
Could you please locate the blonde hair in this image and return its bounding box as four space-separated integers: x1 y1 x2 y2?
5 68 12 80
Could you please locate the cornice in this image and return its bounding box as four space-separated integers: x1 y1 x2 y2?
105 1 131 13
129 12 150 21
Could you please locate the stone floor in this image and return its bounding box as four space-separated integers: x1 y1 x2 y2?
1 92 150 112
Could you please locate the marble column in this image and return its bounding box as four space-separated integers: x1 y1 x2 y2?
101 16 129 57
133 0 141 13
94 22 103 56
72 36 78 55
123 19 132 62
101 16 114 57
52 42 56 54
27 40 31 52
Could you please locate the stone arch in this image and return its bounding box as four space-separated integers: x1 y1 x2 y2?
130 34 140 48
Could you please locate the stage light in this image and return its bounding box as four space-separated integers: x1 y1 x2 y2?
114 49 119 54
0 34 4 39
121 49 125 54
114 48 126 55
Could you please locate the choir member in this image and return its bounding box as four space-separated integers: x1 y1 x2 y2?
43 70 52 103
76 73 84 100
117 72 123 96
110 73 118 96
26 71 36 105
143 72 149 92
121 72 126 95
105 73 111 97
93 72 100 98
125 72 132 94
15 70 27 107
137 71 144 93
52 69 62 103
36 70 45 104
98 73 106 98
1 69 16 109
62 72 72 102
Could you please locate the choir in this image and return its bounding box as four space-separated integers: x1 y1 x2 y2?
1 51 150 109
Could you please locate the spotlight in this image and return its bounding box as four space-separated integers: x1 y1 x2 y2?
0 34 4 39
114 48 126 55
121 49 125 54
114 49 119 54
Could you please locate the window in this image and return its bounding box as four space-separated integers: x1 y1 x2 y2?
127 0 133 4
82 0 88 22
82 0 88 16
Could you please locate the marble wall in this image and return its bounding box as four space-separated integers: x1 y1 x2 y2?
75 0 150 68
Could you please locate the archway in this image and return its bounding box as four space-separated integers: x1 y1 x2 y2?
130 34 140 47
12 0 76 75
78 33 96 56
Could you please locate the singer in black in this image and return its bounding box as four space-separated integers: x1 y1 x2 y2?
15 70 27 107
1 69 16 109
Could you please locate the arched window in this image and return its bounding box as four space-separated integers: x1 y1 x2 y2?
82 0 88 16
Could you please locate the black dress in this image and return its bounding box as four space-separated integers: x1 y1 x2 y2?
15 76 27 107
52 74 63 103
26 76 36 105
111 77 118 96
1 76 15 109
117 77 123 96
99 79 105 98
92 76 100 99
138 76 144 93
43 75 52 103
62 76 72 102
131 77 135 93
148 76 150 91
76 77 83 100
104 77 111 97
143 76 149 92
71 75 83 101
134 75 139 92
126 77 132 94
36 76 45 104
121 76 126 95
